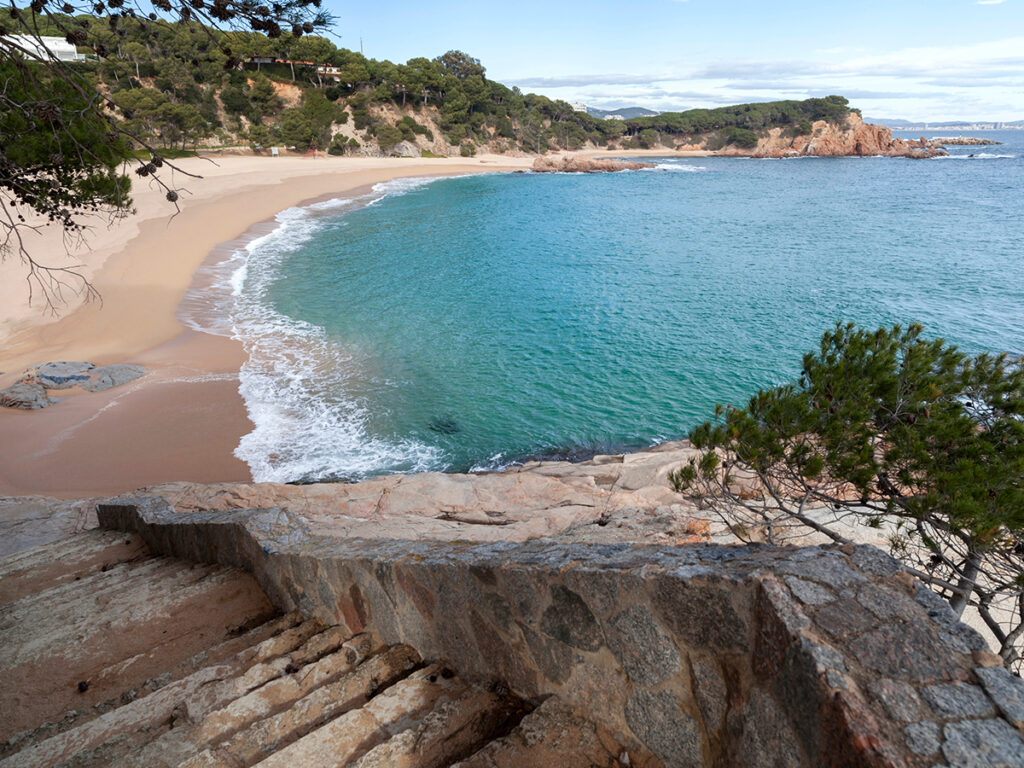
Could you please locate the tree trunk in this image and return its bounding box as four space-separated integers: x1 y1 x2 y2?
950 549 982 617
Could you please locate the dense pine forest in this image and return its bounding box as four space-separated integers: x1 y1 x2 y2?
2 10 857 157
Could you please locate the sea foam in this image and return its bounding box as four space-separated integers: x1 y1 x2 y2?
181 177 446 483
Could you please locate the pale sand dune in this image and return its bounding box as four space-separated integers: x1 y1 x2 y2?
0 154 530 498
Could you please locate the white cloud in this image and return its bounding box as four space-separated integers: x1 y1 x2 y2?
976 0 1007 5
502 35 1024 121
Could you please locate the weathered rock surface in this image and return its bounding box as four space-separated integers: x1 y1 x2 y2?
0 531 616 768
0 360 145 409
0 380 56 410
125 441 712 547
932 136 1002 146
663 113 947 159
532 156 655 172
92 497 1024 768
746 114 947 158
0 495 100 557
81 363 146 392
31 361 95 389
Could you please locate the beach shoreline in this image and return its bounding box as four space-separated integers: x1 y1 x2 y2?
0 153 532 498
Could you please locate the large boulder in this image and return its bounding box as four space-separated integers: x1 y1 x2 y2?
0 381 56 410
82 365 146 392
31 361 94 389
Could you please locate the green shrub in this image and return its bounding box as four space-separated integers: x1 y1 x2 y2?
725 127 758 149
375 124 404 150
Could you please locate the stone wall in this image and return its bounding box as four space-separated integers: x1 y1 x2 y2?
98 498 1024 768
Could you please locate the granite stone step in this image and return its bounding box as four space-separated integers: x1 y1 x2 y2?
0 612 300 761
179 644 422 768
192 633 377 747
0 616 326 768
348 683 528 768
451 697 623 768
79 623 365 768
250 664 461 768
0 536 276 747
0 530 147 604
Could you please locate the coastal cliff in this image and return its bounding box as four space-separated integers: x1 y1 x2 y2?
677 113 947 159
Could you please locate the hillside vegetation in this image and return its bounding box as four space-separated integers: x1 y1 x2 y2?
4 11 857 156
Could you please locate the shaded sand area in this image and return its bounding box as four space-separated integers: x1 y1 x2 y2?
0 153 532 498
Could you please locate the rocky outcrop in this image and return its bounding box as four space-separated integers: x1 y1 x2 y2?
655 114 947 159
532 156 655 173
0 495 99 557
95 497 1023 767
0 530 619 768
932 136 1002 146
745 114 947 158
126 441 713 547
81 364 146 392
0 381 55 410
0 360 145 410
32 361 95 389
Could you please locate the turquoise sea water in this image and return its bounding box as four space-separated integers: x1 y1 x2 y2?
186 131 1024 483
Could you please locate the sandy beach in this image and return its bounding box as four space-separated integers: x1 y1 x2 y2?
0 153 533 498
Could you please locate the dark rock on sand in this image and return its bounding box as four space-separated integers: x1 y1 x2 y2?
0 381 56 410
82 364 146 392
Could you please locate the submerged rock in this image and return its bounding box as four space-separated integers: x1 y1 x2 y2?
0 381 56 410
82 364 146 392
428 417 460 434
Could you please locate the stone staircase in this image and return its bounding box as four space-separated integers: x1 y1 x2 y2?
0 531 623 768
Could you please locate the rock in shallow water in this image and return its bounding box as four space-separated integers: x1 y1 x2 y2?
82 364 145 392
0 381 56 410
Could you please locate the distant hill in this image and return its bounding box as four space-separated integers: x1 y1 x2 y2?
586 106 660 120
869 117 1024 129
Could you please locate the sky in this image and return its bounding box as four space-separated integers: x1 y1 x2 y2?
318 0 1024 122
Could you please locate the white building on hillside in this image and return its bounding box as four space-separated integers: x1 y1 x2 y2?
569 101 588 113
0 35 85 62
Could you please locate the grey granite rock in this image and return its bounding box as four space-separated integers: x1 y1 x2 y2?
603 605 680 687
784 576 835 605
975 666 1024 728
690 656 727 732
778 552 867 589
625 689 702 768
0 381 56 410
905 721 941 756
914 584 989 652
923 682 997 718
942 719 1024 767
850 545 902 576
81 364 145 392
868 678 923 722
738 688 804 768
540 585 602 652
32 361 94 389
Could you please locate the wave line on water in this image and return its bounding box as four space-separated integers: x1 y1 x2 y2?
179 175 452 483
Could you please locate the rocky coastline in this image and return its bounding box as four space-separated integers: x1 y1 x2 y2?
733 113 947 158
930 136 1002 146
532 156 655 172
